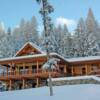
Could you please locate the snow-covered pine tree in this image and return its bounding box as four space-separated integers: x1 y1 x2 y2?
63 24 73 58
85 8 100 56
29 16 39 44
73 18 87 57
0 27 15 57
73 8 100 57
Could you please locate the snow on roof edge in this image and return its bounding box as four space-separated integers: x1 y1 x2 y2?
66 56 100 63
0 52 67 62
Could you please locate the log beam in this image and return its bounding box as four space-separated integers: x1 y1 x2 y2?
22 79 25 89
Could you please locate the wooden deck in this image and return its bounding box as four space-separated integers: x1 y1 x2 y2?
0 69 61 81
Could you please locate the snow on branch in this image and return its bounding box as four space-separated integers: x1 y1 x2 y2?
42 58 60 70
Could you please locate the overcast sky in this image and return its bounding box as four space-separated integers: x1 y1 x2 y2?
0 0 99 32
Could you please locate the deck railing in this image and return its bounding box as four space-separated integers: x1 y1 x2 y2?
0 69 61 78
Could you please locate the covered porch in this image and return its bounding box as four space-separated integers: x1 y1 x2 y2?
0 53 67 90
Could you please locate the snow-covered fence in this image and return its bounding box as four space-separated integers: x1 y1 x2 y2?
51 76 100 86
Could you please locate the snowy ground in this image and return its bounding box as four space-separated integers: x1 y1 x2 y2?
0 84 100 100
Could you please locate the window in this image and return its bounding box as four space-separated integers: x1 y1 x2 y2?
82 67 86 75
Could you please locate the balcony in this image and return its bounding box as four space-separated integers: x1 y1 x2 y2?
0 69 61 80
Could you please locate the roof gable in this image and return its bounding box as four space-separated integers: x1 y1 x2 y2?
15 42 44 57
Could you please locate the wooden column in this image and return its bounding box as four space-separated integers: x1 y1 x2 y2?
30 65 32 74
9 80 12 90
22 79 25 89
64 65 67 73
10 64 13 76
71 66 74 76
16 66 19 75
23 63 25 74
6 67 8 76
37 61 39 73
36 78 39 87
23 63 25 70
85 64 88 75
29 64 32 74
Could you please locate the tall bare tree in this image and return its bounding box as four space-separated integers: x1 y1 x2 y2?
36 0 54 96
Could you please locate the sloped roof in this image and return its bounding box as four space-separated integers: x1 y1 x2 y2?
15 42 45 56
0 53 67 63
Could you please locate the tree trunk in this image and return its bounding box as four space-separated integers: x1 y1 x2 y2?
48 72 53 96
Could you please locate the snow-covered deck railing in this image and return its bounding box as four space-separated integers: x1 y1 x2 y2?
52 75 100 82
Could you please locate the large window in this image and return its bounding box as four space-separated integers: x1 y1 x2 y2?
91 64 98 71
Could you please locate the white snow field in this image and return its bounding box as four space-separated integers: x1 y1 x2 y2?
0 84 100 100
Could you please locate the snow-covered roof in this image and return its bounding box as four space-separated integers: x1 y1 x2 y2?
15 42 45 56
66 56 100 63
0 53 67 63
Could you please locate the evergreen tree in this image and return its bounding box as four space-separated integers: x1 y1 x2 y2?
86 8 97 33
0 27 15 57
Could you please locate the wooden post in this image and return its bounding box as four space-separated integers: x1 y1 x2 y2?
22 79 25 89
37 61 39 73
9 80 12 90
7 67 8 76
29 64 32 74
64 65 67 73
85 64 88 75
71 66 74 76
23 63 25 74
17 65 20 75
10 64 12 76
23 63 25 70
16 66 19 75
36 78 39 87
30 65 32 74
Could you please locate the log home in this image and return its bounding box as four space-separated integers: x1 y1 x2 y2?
0 42 100 91
0 42 68 90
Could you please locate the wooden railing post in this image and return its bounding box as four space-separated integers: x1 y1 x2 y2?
36 78 39 87
7 67 8 76
9 80 12 91
10 63 13 76
22 79 25 89
37 61 39 73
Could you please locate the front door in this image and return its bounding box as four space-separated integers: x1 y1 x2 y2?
82 67 86 75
